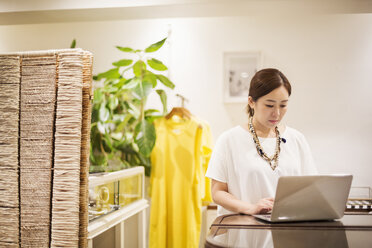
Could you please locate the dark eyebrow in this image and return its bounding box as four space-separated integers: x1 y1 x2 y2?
265 99 288 103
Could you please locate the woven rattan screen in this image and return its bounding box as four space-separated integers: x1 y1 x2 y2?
0 49 92 248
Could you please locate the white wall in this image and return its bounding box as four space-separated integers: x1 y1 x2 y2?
1 12 371 188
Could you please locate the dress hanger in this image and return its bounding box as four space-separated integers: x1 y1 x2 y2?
165 94 192 120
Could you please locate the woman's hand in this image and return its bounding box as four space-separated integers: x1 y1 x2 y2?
241 197 274 215
211 179 274 215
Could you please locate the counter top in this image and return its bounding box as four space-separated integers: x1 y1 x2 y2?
206 214 372 248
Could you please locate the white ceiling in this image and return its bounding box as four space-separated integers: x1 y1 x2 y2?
1 0 372 25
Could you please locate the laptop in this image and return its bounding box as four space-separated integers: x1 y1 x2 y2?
253 174 353 222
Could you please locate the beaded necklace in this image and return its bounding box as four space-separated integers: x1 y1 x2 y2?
248 117 282 170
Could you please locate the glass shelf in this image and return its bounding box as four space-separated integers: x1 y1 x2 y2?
88 167 144 222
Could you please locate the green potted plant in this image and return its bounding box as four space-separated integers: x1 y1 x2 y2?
90 38 174 176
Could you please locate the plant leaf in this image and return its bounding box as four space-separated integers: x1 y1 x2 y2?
90 154 107 168
112 59 133 67
99 104 110 122
93 89 103 104
156 89 168 114
112 114 125 122
105 85 118 93
116 46 134 53
128 102 140 119
145 115 163 124
145 38 167 53
145 109 160 115
97 121 106 134
111 132 123 141
133 60 146 77
144 71 157 87
114 78 127 89
89 145 96 163
147 58 168 71
70 39 76 48
156 74 175 89
115 114 133 132
104 132 114 151
135 119 156 157
122 78 140 90
91 108 99 123
108 95 119 110
133 81 153 99
96 68 120 80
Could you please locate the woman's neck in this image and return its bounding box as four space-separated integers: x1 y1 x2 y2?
252 117 276 138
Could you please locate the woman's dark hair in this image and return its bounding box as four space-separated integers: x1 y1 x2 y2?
247 68 291 116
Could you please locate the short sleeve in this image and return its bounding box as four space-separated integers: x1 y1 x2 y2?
205 132 229 183
298 133 318 175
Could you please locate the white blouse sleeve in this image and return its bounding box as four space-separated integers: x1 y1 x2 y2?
298 132 318 175
205 133 229 183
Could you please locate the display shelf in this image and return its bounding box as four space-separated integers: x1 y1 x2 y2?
88 167 144 221
88 199 148 239
87 167 148 248
346 186 372 213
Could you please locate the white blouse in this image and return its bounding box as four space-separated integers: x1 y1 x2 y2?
206 125 318 216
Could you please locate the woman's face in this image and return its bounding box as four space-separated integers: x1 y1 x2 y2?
249 85 289 129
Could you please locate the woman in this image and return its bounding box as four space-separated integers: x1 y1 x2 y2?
206 68 318 216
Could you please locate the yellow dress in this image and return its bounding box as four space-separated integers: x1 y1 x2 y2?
149 116 212 248
200 121 213 205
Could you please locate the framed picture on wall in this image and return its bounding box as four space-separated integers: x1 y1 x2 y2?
223 51 262 103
